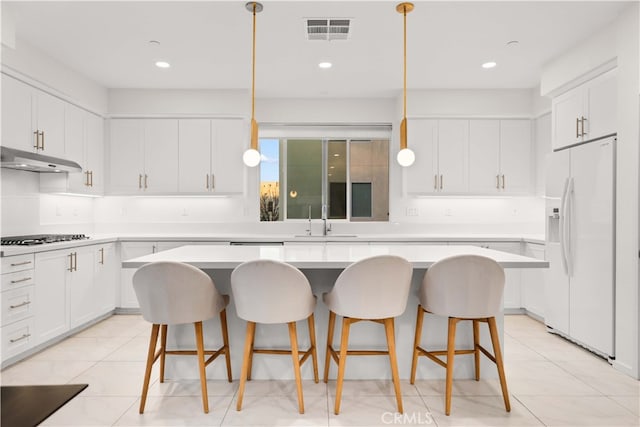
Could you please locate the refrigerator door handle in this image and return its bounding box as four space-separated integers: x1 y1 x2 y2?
559 177 570 275
564 177 575 277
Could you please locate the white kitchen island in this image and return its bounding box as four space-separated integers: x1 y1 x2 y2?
123 244 548 381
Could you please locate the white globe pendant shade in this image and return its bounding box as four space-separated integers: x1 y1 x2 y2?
396 148 415 167
243 148 261 167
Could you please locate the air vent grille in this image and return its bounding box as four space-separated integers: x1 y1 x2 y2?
306 18 351 41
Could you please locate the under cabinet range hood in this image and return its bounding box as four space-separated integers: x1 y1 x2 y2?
1 147 82 173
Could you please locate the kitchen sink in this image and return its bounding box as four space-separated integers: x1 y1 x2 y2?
293 234 358 238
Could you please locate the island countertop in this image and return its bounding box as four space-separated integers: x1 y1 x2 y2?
122 243 549 269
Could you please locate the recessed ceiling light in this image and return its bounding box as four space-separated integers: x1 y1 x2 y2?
155 61 171 69
333 153 340 157
482 61 497 69
330 166 335 169
318 62 332 69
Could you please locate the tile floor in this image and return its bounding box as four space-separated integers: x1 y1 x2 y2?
1 314 638 426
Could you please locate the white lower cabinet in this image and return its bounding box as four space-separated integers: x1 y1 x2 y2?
68 247 97 329
34 249 72 344
95 243 117 316
521 243 545 318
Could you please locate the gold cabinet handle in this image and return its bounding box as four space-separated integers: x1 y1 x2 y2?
99 248 104 265
10 277 32 284
41 131 45 150
84 171 89 187
206 174 209 190
496 174 500 189
68 253 74 272
440 174 443 190
576 117 580 139
33 131 39 149
89 171 93 187
10 333 30 343
144 174 148 189
580 116 587 137
10 261 32 267
9 301 31 309
434 175 438 190
211 174 215 190
502 174 505 189
138 174 142 189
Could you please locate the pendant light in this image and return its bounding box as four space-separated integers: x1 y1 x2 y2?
396 2 415 167
243 2 263 167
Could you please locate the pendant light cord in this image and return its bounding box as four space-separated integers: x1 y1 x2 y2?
251 3 257 122
403 5 407 120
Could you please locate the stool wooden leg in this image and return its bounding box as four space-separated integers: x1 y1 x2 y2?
237 321 256 411
334 317 351 415
247 322 257 381
488 317 511 412
473 319 480 381
410 305 425 385
323 311 336 383
308 313 320 383
445 317 458 416
194 321 210 413
219 309 233 382
139 324 159 414
288 322 305 414
159 324 167 383
384 317 404 414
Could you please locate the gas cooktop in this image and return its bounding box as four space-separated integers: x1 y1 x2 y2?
1 234 90 246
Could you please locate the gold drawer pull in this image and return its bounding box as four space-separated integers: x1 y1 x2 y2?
10 261 32 267
9 301 31 309
10 277 32 284
10 333 30 343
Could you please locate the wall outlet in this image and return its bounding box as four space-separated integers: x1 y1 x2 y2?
445 208 453 216
181 208 188 216
406 207 418 217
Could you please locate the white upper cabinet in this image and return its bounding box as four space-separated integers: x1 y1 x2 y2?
40 105 104 195
552 68 617 151
1 74 65 157
469 119 532 194
499 120 532 194
109 119 178 194
405 119 437 194
178 118 244 194
405 119 468 194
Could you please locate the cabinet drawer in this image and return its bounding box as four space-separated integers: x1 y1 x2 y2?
1 317 35 361
1 285 35 326
1 254 35 274
1 270 35 291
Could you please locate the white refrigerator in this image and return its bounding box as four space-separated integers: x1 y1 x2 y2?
545 136 615 358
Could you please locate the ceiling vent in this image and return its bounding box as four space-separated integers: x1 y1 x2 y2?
306 18 351 41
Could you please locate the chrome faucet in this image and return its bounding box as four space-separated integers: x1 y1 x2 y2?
306 205 312 236
322 204 332 236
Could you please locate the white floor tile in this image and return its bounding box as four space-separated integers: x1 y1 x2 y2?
555 359 640 396
422 395 544 426
516 395 640 426
30 336 131 362
103 336 153 362
0 360 95 385
517 335 601 361
506 360 600 396
327 395 429 426
503 336 546 361
327 380 419 397
240 379 327 396
414 379 504 397
70 361 157 397
609 396 640 416
115 395 233 426
40 396 137 426
225 394 329 426
148 379 238 397
75 315 148 338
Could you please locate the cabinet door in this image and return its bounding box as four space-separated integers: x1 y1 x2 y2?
35 90 66 157
34 250 70 344
521 244 545 318
468 120 500 193
109 119 144 193
95 244 116 316
552 87 583 150
69 247 96 329
144 119 179 193
120 242 156 308
437 119 469 193
1 74 34 152
212 119 244 193
178 119 211 193
585 69 617 141
64 104 87 192
499 120 532 194
485 242 522 310
405 119 438 194
86 113 105 194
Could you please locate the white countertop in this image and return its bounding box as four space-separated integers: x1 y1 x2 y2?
0 233 546 257
122 244 549 269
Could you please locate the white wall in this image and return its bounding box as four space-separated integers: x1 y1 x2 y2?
406 89 533 118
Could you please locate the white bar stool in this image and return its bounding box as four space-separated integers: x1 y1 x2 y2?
132 261 232 414
322 255 413 415
231 259 319 414
410 254 511 415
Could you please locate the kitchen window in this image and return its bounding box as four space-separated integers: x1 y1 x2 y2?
259 126 390 222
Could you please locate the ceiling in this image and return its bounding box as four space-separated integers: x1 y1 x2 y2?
2 1 630 98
